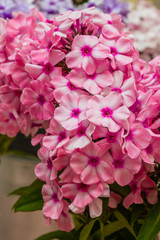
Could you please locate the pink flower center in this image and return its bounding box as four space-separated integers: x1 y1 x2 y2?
62 211 67 217
43 63 53 73
110 47 117 56
101 107 113 118
37 95 46 105
87 73 96 80
77 126 86 136
126 130 133 141
58 131 66 142
146 144 153 154
71 108 81 118
88 156 100 166
113 158 124 169
106 132 117 143
52 193 59 203
143 119 149 128
67 81 76 90
112 87 122 93
129 100 141 115
78 183 88 192
47 159 53 170
81 46 92 56
131 182 138 193
9 112 16 120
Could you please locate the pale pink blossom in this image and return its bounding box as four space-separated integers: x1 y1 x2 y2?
110 144 141 186
100 35 134 69
43 119 70 155
123 123 152 159
108 191 122 208
51 76 86 102
35 147 57 184
42 182 64 220
66 35 110 75
87 92 130 132
102 70 137 107
65 120 95 152
55 200 74 232
0 103 20 137
68 61 114 94
21 80 55 121
70 143 114 184
62 181 103 208
54 93 89 131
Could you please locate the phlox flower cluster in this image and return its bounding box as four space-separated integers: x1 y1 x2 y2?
127 0 160 61
0 7 159 232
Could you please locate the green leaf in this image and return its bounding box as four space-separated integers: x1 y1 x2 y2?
103 220 125 237
114 210 137 239
89 220 125 240
79 219 97 240
13 189 43 212
130 204 145 226
137 201 160 240
8 179 44 197
9 179 45 212
35 230 76 240
73 215 86 231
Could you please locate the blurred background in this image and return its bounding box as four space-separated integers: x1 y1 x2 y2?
0 0 160 239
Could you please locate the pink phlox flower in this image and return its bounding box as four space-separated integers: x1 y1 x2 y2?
42 182 64 220
10 62 33 90
87 92 130 132
123 168 147 208
67 60 114 94
101 13 125 39
110 143 141 186
66 35 110 75
141 176 158 205
53 149 71 171
30 28 62 64
0 103 20 137
55 200 74 232
129 90 152 117
6 10 45 38
70 142 114 184
70 197 104 219
108 191 122 208
65 120 95 152
25 50 64 83
93 126 123 146
43 119 70 155
137 97 160 137
140 137 160 165
0 85 21 108
51 76 86 102
123 122 152 159
20 114 46 138
100 35 134 69
21 80 55 121
102 70 137 107
54 93 89 131
62 181 103 208
35 147 57 184
31 133 44 146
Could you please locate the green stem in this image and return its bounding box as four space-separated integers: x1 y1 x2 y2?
100 221 104 240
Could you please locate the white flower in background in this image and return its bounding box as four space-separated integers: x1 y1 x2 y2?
127 0 160 61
